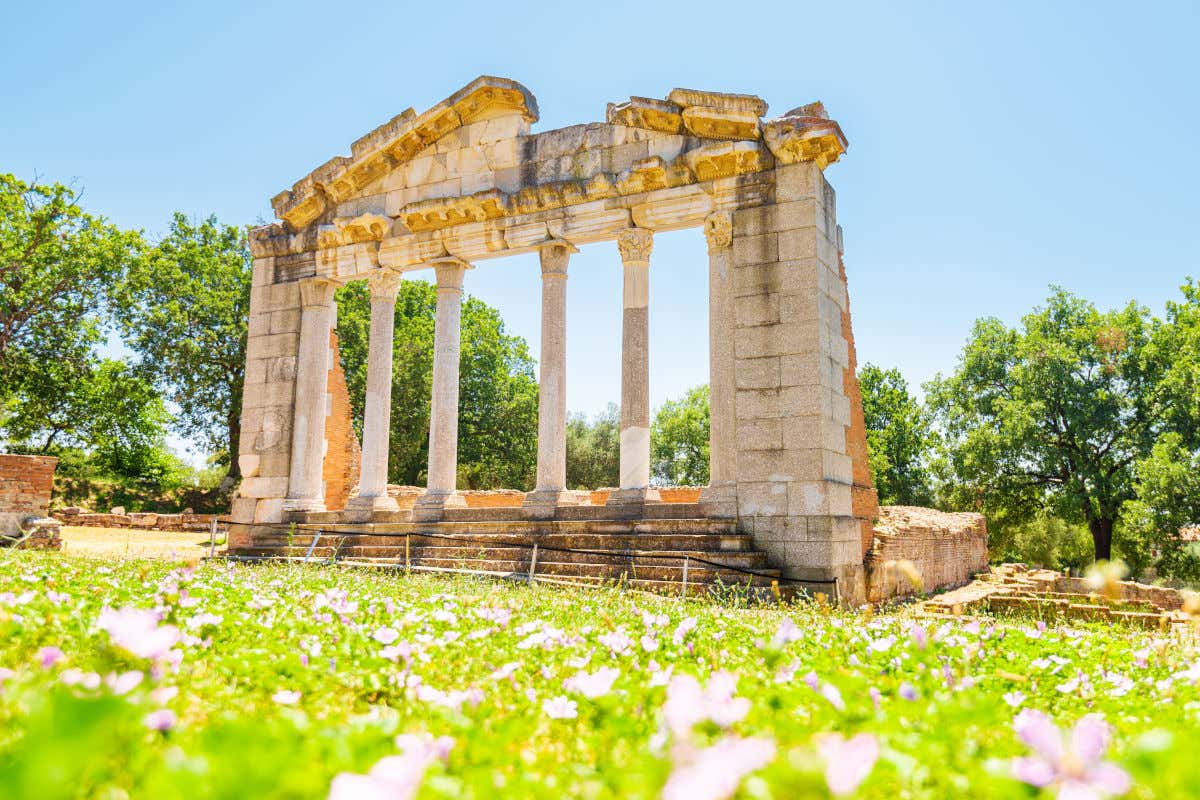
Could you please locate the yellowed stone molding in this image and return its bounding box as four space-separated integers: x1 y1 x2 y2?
684 141 767 182
704 211 733 251
762 102 848 169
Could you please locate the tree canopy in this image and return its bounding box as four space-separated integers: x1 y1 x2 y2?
927 288 1162 561
650 385 710 486
858 364 934 506
112 214 251 478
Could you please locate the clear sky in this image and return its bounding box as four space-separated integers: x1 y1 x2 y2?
4 1 1198 460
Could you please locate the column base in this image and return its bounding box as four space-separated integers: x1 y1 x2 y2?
282 497 326 513
604 487 662 519
344 493 400 521
411 490 467 521
521 489 585 520
698 483 737 519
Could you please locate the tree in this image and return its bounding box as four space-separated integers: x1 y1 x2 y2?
4 358 173 482
335 280 539 490
1122 434 1200 581
0 174 140 406
565 404 620 490
650 385 710 486
113 214 250 478
927 288 1161 562
858 364 934 506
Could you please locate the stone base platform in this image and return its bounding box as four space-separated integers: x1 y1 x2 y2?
226 509 805 599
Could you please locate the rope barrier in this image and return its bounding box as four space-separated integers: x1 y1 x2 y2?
223 520 839 589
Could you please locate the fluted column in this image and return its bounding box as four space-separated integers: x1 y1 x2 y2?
413 258 471 521
523 240 580 519
699 212 737 517
283 278 338 513
347 270 403 518
607 228 661 511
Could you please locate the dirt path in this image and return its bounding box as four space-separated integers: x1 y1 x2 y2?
59 526 220 561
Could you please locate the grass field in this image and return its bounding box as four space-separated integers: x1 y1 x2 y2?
2 551 1199 799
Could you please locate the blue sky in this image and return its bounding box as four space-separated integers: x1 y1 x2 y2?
4 1 1198 461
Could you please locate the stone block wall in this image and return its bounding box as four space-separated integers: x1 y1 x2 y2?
731 161 866 601
865 506 988 602
0 454 58 535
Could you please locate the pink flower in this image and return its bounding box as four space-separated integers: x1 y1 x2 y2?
1003 691 1026 708
542 696 578 719
816 733 879 796
373 627 399 646
771 618 802 647
151 685 178 705
144 709 177 731
671 617 697 646
898 683 918 701
273 689 301 705
598 629 634 656
566 666 620 699
106 670 144 695
662 736 775 800
37 646 64 669
1011 710 1132 799
97 607 180 661
327 734 453 800
663 672 750 736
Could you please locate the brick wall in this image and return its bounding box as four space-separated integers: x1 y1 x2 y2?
838 253 881 558
322 332 361 511
0 454 58 536
865 506 988 602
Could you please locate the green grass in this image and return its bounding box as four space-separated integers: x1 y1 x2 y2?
2 552 1199 798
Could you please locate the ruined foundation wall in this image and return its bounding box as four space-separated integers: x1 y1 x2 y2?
865 506 988 602
0 454 58 535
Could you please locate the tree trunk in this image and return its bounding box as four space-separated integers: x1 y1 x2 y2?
1089 517 1114 561
227 407 241 481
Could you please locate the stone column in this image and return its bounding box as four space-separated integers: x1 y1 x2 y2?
523 240 580 519
607 228 661 511
347 270 403 518
699 212 737 518
413 258 471 521
283 278 338 513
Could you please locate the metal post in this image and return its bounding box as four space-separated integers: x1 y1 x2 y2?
208 518 218 559
681 555 689 598
303 529 323 563
405 533 410 574
528 542 539 584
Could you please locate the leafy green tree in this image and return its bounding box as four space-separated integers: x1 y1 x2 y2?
565 404 620 490
4 359 173 481
650 385 710 486
858 364 934 506
113 214 251 478
335 280 538 490
0 174 140 407
1122 433 1200 582
927 288 1161 562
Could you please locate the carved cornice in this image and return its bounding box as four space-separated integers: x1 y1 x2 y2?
762 102 848 169
606 96 683 134
616 228 654 264
685 141 767 182
401 190 510 232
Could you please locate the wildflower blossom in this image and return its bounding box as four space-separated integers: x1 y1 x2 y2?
566 666 620 699
542 696 578 719
144 709 177 731
37 646 64 669
662 736 776 800
97 607 180 661
1011 710 1132 799
327 734 453 800
816 733 879 796
273 689 301 705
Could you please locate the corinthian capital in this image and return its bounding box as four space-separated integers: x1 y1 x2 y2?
616 228 654 264
367 269 403 303
704 212 733 251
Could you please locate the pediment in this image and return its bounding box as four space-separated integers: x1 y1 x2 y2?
253 78 848 265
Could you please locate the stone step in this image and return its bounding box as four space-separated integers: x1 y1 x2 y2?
253 530 756 552
298 502 715 525
236 544 773 570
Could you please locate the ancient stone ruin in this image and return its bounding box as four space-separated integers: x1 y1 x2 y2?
0 454 62 550
229 77 985 604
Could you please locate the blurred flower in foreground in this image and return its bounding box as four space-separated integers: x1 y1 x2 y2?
328 734 453 800
1011 709 1131 799
815 732 879 796
661 735 775 800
